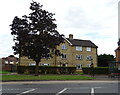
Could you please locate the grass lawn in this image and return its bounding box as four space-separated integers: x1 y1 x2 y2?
1 74 94 81
0 71 11 74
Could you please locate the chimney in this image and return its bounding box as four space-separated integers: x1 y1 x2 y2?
69 34 73 39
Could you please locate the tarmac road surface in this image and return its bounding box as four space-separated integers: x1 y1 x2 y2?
1 80 120 95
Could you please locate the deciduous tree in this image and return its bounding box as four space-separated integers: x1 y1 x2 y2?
98 54 115 67
10 1 64 76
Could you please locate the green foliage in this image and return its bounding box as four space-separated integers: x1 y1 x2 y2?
82 67 109 75
17 66 76 74
98 54 115 67
0 71 11 74
10 1 64 76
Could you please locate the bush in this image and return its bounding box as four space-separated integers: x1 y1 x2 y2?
17 66 76 74
82 67 109 75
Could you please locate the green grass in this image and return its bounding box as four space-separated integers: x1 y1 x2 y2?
1 74 94 81
75 72 84 75
0 71 11 74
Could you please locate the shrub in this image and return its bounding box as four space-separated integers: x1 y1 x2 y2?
82 67 109 75
17 66 76 74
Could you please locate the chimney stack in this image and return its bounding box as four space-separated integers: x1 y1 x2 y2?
69 34 73 39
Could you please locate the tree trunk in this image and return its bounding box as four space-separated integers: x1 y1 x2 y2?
35 61 39 76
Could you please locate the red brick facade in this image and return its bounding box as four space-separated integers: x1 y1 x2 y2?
0 55 18 71
115 47 120 62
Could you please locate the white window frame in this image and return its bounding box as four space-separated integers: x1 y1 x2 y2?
76 54 82 60
87 64 91 67
42 54 50 59
76 46 82 51
41 63 50 66
86 47 91 52
61 54 67 59
29 63 36 66
5 61 8 64
76 64 82 69
86 55 92 60
10 61 14 64
62 44 67 50
62 63 67 67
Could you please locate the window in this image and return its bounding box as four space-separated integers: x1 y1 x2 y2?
62 45 67 50
86 55 92 60
41 63 50 66
87 64 91 67
42 54 50 59
76 55 82 60
61 54 67 59
62 63 68 67
86 47 91 52
29 63 36 66
5 61 8 64
10 61 14 64
76 64 82 69
76 46 82 51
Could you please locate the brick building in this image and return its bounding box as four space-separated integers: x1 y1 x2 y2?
0 55 18 71
115 39 120 62
20 34 98 69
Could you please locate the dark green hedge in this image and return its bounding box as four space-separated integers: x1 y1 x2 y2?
82 67 109 75
17 66 76 74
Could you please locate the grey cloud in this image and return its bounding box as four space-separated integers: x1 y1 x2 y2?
84 32 111 40
62 6 106 31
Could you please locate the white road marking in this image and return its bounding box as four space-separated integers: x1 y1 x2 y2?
91 88 94 95
68 87 102 89
56 88 67 95
16 89 35 95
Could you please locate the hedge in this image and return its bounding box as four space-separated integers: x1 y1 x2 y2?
17 66 76 74
82 67 109 75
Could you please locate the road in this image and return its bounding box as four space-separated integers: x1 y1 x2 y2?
1 81 120 95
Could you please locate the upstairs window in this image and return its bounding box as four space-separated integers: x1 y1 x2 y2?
42 54 50 59
86 47 91 52
76 46 82 51
76 55 82 60
62 45 67 50
61 54 67 59
86 55 92 60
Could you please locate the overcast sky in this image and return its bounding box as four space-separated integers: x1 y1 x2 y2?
0 0 119 58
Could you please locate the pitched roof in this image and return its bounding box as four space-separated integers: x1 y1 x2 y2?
115 46 120 52
66 38 98 48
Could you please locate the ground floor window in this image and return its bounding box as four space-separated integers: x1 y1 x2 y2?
76 64 82 69
87 64 91 67
29 63 36 66
41 63 50 66
60 62 68 67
